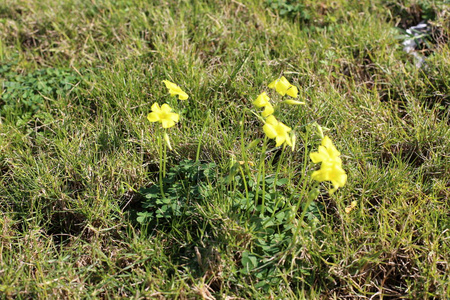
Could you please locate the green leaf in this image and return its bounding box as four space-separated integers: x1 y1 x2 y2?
241 251 258 271
276 178 288 186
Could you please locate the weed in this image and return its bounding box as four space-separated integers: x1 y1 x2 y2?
137 159 217 226
0 61 81 125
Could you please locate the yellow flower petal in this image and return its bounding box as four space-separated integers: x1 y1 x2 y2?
147 112 160 122
322 136 337 151
286 86 298 98
178 91 189 100
275 135 286 147
311 169 327 182
151 102 161 112
265 115 278 126
161 103 172 112
171 113 180 123
322 137 341 159
332 171 347 187
161 119 175 128
284 135 292 147
268 80 277 89
279 121 291 133
261 103 274 118
263 123 277 139
253 92 270 107
310 152 326 163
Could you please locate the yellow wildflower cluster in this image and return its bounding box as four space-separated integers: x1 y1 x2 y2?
310 136 347 193
252 76 303 148
145 77 348 195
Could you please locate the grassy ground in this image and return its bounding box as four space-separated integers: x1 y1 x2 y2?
1 0 449 298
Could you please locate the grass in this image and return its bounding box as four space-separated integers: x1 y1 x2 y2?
0 0 449 298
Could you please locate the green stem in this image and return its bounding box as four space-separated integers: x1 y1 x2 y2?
239 111 251 175
163 136 167 178
158 131 166 199
256 137 268 216
271 146 287 218
290 131 313 241
238 165 251 223
238 111 251 212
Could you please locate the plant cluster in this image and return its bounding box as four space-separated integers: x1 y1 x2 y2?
0 62 81 124
136 76 348 290
265 0 310 20
137 159 216 225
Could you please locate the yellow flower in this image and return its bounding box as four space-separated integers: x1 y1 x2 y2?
147 103 179 128
263 115 292 147
268 76 298 98
253 92 274 117
310 136 347 193
162 80 189 100
310 136 341 164
311 162 347 194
